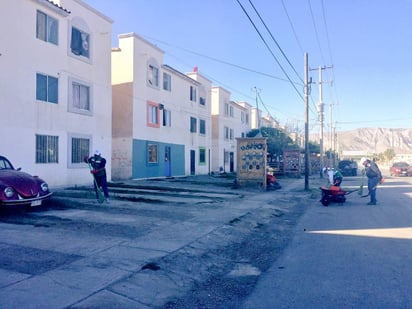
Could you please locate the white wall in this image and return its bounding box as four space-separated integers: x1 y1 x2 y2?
0 0 112 188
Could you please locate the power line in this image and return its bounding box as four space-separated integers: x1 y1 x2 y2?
307 0 326 65
281 0 304 56
235 0 304 101
144 35 302 85
248 0 303 84
320 0 340 107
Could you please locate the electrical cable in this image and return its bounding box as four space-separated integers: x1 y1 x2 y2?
281 0 305 56
235 0 304 101
248 0 303 84
307 0 326 66
144 35 301 85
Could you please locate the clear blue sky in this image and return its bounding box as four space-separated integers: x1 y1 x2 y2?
85 0 412 133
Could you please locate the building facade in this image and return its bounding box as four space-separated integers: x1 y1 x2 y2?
112 33 212 180
0 0 113 187
211 89 251 173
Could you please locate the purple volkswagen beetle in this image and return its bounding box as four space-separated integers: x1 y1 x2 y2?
0 156 52 207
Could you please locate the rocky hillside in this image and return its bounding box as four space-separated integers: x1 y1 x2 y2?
314 127 412 154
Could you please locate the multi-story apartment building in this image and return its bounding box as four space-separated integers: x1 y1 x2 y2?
211 88 251 173
112 33 212 180
0 0 113 187
261 114 280 128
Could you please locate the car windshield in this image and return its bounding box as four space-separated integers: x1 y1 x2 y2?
394 162 409 167
0 158 13 170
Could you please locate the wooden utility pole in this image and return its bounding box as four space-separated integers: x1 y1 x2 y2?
304 53 309 190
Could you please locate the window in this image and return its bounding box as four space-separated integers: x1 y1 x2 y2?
71 136 90 164
199 147 206 165
36 135 58 163
148 64 159 87
224 103 229 116
199 119 206 135
224 127 229 140
70 80 90 113
190 86 197 102
230 128 234 140
163 109 171 127
70 26 89 58
199 97 206 106
36 10 58 45
163 72 171 91
190 117 197 133
36 73 58 103
229 106 234 117
147 102 160 127
148 144 158 163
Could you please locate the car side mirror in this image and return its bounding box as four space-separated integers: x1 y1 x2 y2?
16 167 21 171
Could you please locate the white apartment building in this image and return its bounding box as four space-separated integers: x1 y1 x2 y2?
112 33 212 180
211 88 251 173
0 0 113 187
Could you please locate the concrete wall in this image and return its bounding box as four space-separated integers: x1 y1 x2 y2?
112 33 213 179
0 0 112 188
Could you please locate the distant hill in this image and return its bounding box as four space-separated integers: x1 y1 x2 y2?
311 127 412 155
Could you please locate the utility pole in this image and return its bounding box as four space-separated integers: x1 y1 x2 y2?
318 66 325 177
253 87 261 136
310 65 332 176
329 103 334 166
304 53 310 190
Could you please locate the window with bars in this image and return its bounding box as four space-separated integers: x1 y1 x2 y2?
36 73 58 103
36 10 58 45
36 135 58 163
71 136 90 164
148 144 158 163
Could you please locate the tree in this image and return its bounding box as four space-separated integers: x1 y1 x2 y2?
247 127 299 156
382 148 396 163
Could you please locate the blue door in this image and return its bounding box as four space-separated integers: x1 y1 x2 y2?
164 146 171 177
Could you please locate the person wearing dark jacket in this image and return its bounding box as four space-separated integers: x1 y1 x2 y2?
360 157 383 205
84 150 109 202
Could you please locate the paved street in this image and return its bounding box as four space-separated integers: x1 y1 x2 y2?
243 175 412 308
1 174 411 308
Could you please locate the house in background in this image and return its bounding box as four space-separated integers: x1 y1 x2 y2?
111 33 212 180
0 0 112 187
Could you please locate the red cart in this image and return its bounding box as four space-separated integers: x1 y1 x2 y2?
319 186 357 206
